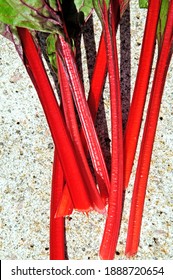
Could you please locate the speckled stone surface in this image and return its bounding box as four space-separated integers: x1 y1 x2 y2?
0 0 173 260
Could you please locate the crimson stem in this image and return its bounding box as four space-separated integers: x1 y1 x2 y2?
57 34 110 201
50 150 65 259
99 0 124 260
123 0 161 188
87 0 120 122
56 53 105 214
125 0 173 256
17 27 95 213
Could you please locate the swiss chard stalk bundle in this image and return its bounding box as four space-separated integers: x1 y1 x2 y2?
0 0 172 259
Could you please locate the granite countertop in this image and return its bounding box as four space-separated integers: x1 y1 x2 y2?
0 0 173 260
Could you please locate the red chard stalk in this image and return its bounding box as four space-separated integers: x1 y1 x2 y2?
123 0 161 188
93 0 124 260
125 0 173 256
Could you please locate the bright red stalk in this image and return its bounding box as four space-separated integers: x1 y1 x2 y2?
56 53 105 214
123 0 161 188
79 1 120 160
57 35 110 201
99 0 124 260
125 0 173 256
77 32 107 172
56 33 108 216
87 33 107 120
50 150 65 259
17 27 94 213
87 1 120 122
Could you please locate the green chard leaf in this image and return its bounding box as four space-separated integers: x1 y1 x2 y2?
0 1 94 38
157 0 169 49
46 33 58 73
0 0 63 33
48 0 59 11
139 0 148 9
138 0 169 49
76 0 93 20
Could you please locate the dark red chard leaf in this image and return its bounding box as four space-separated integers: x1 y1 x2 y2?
125 0 173 257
